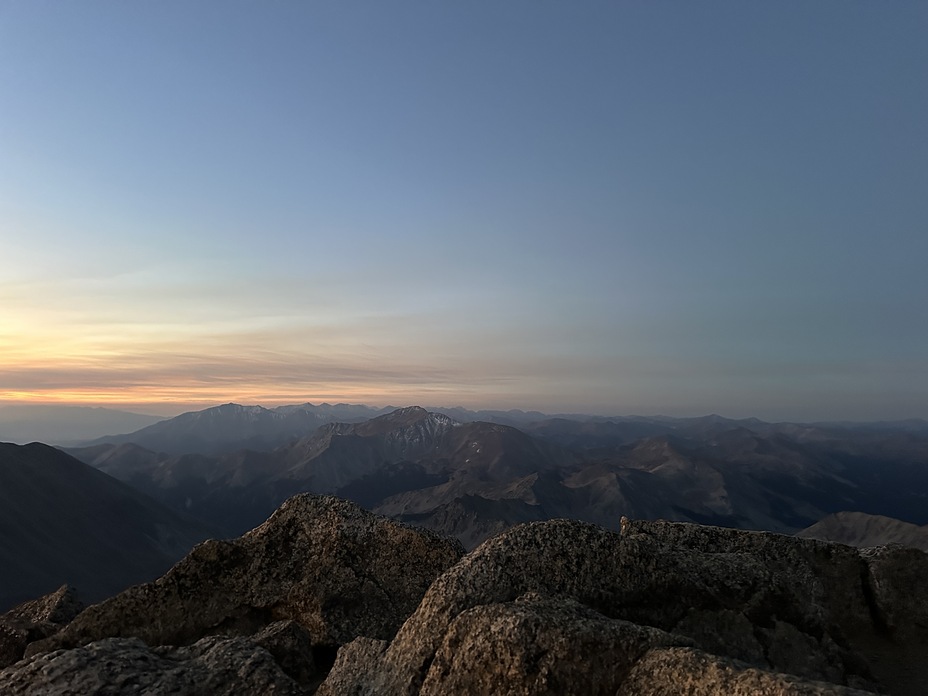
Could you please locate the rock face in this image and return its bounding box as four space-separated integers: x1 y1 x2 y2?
319 517 928 696
4 500 927 695
615 647 875 696
0 636 308 695
1 495 462 694
0 585 84 668
418 594 691 695
26 495 463 660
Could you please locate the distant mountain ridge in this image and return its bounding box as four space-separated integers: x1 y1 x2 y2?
85 402 394 455
66 405 928 551
69 407 572 538
79 400 928 458
0 405 163 446
797 511 928 551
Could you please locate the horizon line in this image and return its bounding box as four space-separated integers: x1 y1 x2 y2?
1 398 926 426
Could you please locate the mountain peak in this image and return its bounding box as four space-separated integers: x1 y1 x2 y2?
391 406 429 416
365 406 430 428
349 407 458 440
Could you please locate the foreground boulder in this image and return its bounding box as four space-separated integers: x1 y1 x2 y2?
319 517 928 695
5 502 927 694
615 647 874 696
6 495 462 691
0 585 84 668
0 635 307 695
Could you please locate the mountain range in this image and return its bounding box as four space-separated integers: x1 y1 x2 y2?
75 401 661 456
63 404 928 549
3 402 928 693
83 402 395 455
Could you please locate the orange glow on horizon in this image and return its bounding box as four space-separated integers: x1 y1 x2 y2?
0 380 498 413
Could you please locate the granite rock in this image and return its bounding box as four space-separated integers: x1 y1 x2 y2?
28 495 463 659
252 620 318 687
0 585 84 668
319 517 928 694
0 635 308 695
9 502 928 695
617 647 875 696
418 593 691 695
860 544 928 639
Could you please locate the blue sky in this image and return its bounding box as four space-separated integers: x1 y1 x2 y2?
1 2 926 420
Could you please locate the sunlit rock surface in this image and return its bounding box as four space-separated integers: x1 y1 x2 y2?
3 498 927 695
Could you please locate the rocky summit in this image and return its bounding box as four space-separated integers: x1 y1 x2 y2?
0 585 84 669
320 518 928 696
1 496 926 695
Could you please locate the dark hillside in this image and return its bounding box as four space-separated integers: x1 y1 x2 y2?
0 442 214 610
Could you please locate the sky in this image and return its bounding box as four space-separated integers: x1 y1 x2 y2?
1 2 926 421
